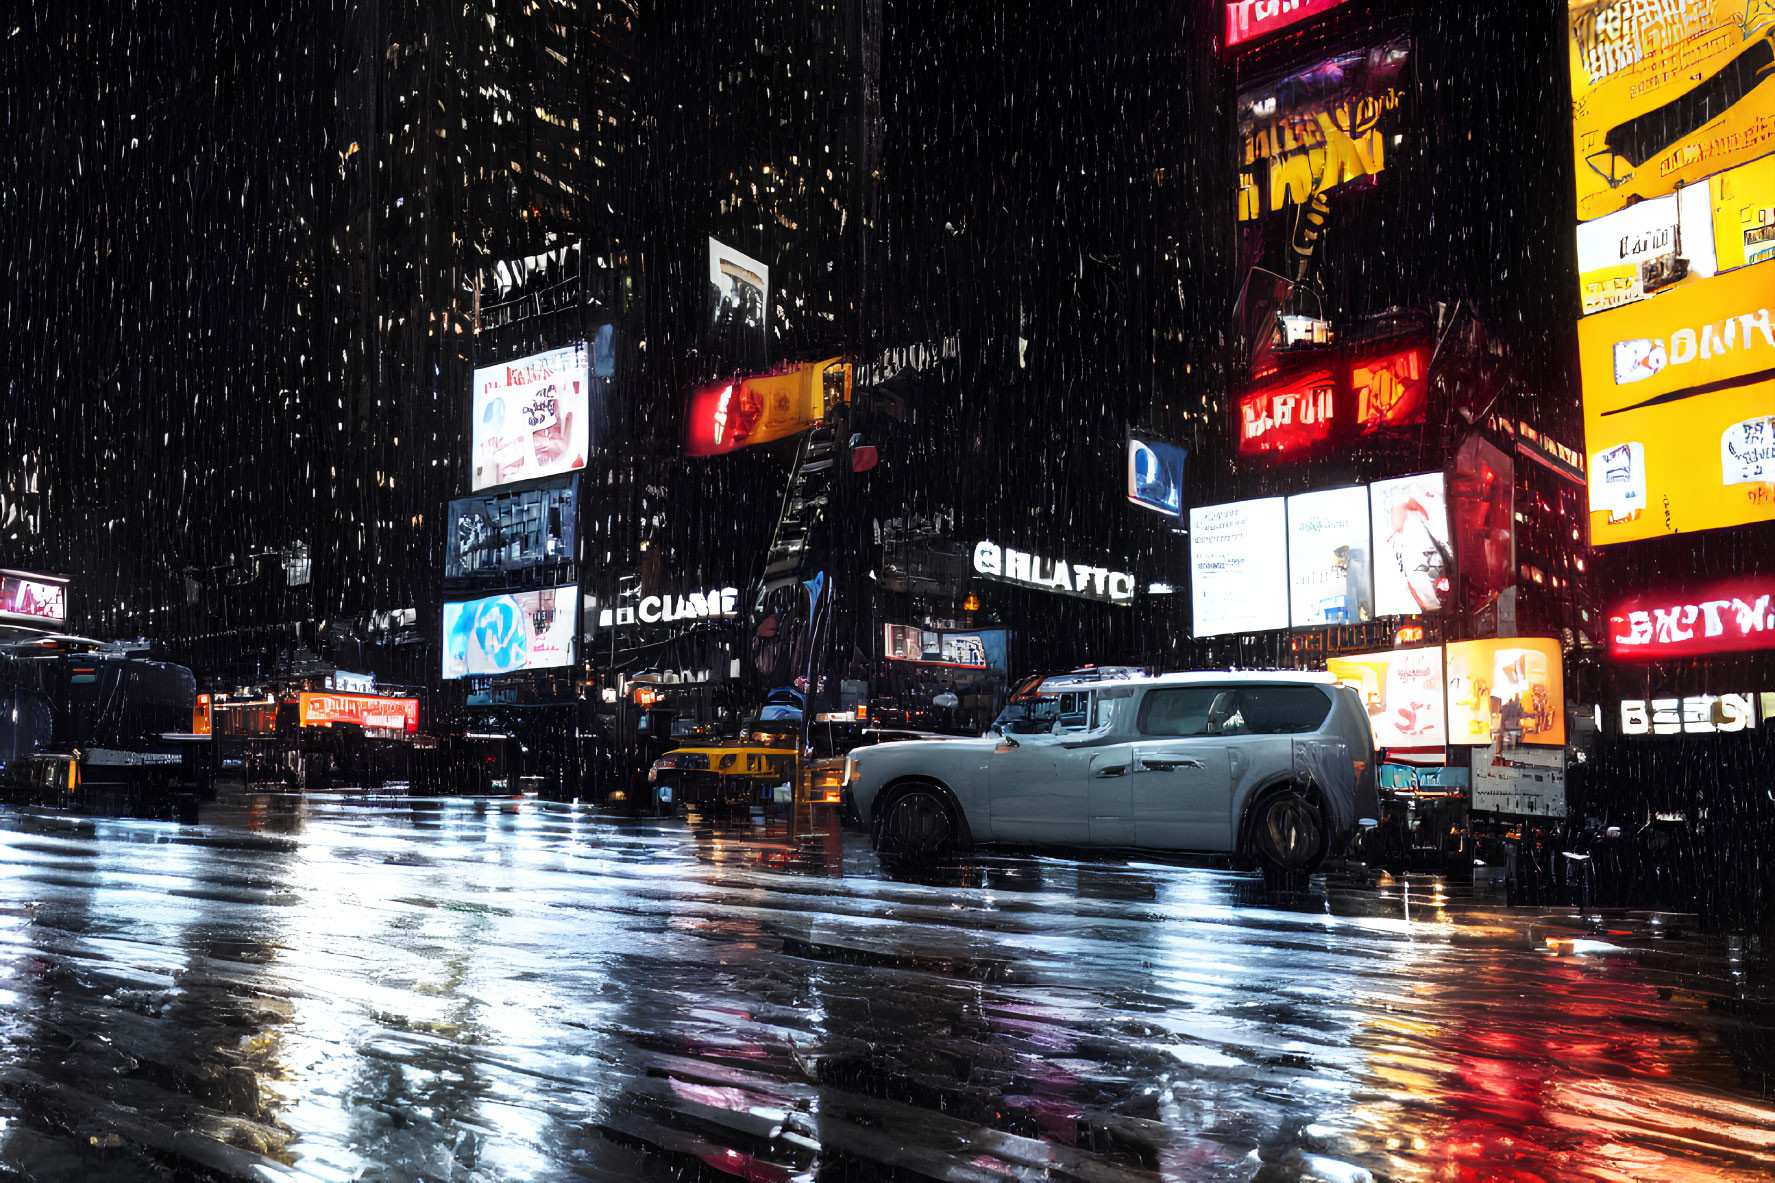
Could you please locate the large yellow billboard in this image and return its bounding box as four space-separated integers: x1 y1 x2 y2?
1567 2 1775 223
1579 262 1775 542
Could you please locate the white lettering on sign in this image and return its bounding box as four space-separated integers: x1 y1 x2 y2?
1610 586 1775 658
1620 693 1758 736
971 540 1136 604
1612 305 1775 385
597 587 739 629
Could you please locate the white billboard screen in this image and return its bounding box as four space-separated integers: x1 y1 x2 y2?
442 585 577 679
1189 497 1288 637
1327 647 1447 748
1287 486 1372 627
1370 472 1452 617
471 343 591 491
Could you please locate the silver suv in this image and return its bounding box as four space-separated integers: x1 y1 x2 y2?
840 672 1379 873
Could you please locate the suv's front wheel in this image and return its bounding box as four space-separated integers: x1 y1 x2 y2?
876 784 956 863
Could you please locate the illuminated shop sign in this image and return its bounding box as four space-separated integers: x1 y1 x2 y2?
1240 368 1336 455
1239 343 1429 457
1619 694 1764 736
971 540 1136 605
1352 345 1428 433
685 358 850 457
1608 580 1775 660
1566 1 1775 223
298 692 420 734
596 587 740 628
1225 0 1350 48
0 571 67 626
1237 37 1409 222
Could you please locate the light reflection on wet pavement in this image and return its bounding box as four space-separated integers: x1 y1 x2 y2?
0 793 1769 1181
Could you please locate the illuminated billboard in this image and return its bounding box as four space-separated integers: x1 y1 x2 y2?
442 586 577 679
471 343 592 491
1566 2 1775 223
298 692 419 734
709 237 769 367
1608 578 1775 661
882 624 1008 670
1127 434 1186 517
1350 345 1428 434
1189 497 1288 637
1225 0 1350 48
686 358 846 457
1239 367 1337 456
1370 472 1451 617
1327 646 1447 748
1580 260 1775 543
1445 638 1565 747
0 570 67 627
445 476 576 584
1236 37 1410 224
1287 486 1372 628
1238 343 1430 457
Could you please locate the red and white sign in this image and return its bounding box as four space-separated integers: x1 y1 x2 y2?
1239 368 1336 455
1608 580 1775 661
298 692 419 734
0 572 66 626
1225 0 1349 48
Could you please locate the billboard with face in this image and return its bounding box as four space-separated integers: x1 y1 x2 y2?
1189 497 1289 637
445 476 577 584
471 344 592 491
1370 472 1451 617
1327 646 1447 748
442 586 577 679
1445 637 1565 747
1127 435 1186 517
1287 486 1373 627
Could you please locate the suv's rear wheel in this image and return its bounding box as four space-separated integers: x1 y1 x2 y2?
877 784 955 863
1251 790 1327 874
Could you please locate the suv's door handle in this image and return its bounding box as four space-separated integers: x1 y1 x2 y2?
1140 757 1202 771
1094 765 1127 777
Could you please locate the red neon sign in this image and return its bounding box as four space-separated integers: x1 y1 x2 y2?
1225 0 1350 48
1352 345 1428 433
1239 368 1336 455
1608 580 1775 661
298 692 420 733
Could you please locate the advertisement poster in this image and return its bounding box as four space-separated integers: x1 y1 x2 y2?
1287 486 1373 627
445 476 577 584
0 571 66 626
882 624 1008 670
1566 1 1775 223
709 237 769 367
1445 637 1565 747
1450 436 1515 610
1710 151 1775 271
297 693 419 734
1327 646 1447 748
1580 260 1775 543
470 343 592 491
1236 36 1411 225
1189 497 1289 637
1225 0 1350 48
442 585 577 679
1126 435 1186 516
1471 742 1567 818
1370 472 1452 617
686 358 842 457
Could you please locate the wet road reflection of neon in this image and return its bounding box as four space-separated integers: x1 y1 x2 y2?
0 794 1766 1180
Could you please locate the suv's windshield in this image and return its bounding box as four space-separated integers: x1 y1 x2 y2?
992 689 1095 734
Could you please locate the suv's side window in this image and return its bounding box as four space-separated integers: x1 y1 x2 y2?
1232 685 1333 734
1137 687 1234 736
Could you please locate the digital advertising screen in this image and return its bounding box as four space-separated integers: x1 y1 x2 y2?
1189 497 1289 637
1566 1 1775 224
1327 646 1447 749
1239 367 1337 456
445 476 577 583
1369 472 1451 617
1126 434 1186 517
1286 486 1373 628
1225 0 1350 48
442 585 578 680
1579 261 1775 544
1450 436 1515 607
471 343 592 491
709 237 769 366
882 624 1008 670
1350 344 1428 434
298 692 419 734
0 571 66 627
1445 637 1566 747
686 358 840 457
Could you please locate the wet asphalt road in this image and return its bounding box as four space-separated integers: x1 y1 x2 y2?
0 793 1771 1181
